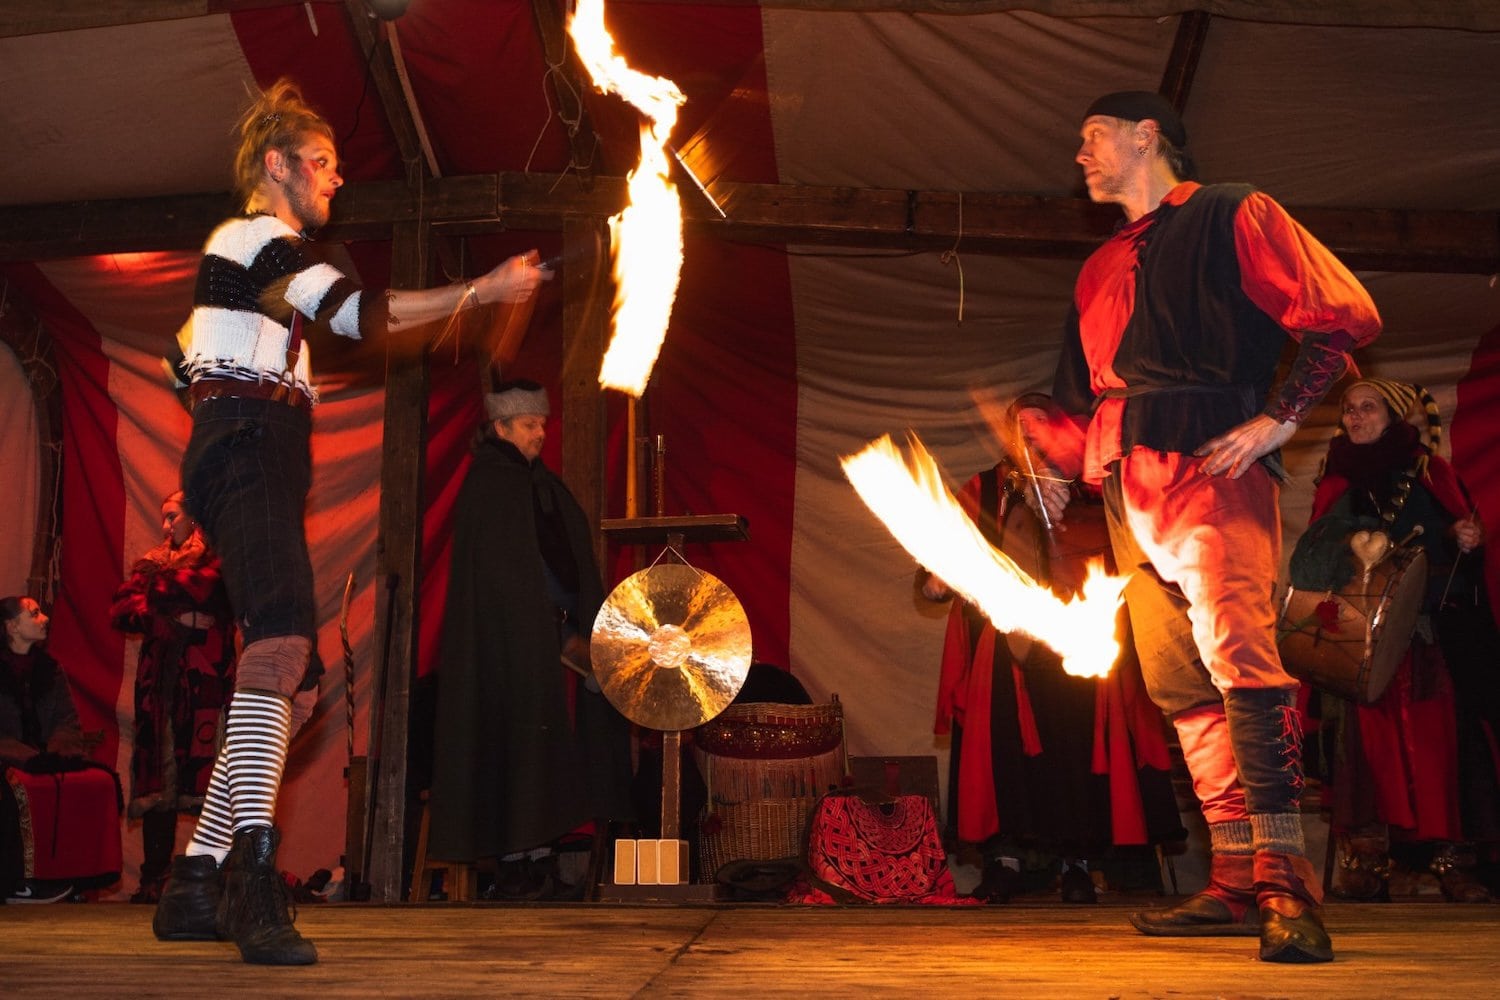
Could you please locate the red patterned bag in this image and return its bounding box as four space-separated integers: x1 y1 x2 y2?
795 790 975 905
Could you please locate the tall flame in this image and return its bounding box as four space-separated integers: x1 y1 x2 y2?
568 0 686 396
841 434 1128 678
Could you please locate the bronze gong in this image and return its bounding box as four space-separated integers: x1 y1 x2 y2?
590 563 752 731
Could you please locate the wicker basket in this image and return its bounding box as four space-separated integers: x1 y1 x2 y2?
694 700 846 881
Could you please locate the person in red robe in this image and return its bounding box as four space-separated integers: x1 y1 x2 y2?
927 394 1184 903
1293 378 1498 902
110 491 236 903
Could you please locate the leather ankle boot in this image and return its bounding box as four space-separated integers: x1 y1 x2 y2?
218 825 318 965
1129 852 1259 936
152 854 222 940
1254 850 1333 963
1332 832 1390 901
1432 843 1492 903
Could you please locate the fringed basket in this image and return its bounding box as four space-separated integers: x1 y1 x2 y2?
694 698 847 881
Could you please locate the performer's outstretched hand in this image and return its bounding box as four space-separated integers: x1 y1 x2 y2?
473 250 551 306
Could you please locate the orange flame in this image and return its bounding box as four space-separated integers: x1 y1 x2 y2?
568 0 686 396
841 434 1127 678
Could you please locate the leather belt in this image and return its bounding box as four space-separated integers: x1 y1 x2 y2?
188 377 312 412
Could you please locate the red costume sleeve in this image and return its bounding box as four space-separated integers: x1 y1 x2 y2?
1422 454 1476 521
108 565 154 634
1233 193 1382 350
1309 473 1351 523
933 473 986 734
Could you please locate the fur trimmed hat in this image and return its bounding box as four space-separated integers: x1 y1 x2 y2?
484 379 550 421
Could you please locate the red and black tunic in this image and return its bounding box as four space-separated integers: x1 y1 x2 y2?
1054 181 1381 484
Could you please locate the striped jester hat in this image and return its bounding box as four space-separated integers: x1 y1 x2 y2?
1341 377 1442 452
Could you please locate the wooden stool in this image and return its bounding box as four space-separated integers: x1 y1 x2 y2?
408 791 477 903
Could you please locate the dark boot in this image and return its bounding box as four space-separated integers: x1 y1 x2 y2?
1130 851 1259 936
1254 850 1333 964
968 858 1020 904
152 854 222 941
1432 843 1492 903
1332 830 1390 901
218 825 317 965
1059 861 1097 904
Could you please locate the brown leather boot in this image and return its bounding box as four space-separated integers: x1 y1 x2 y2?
1332 831 1391 901
1129 852 1259 937
1432 843 1492 903
1254 850 1333 963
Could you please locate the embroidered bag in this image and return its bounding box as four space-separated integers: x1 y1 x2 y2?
801 789 963 904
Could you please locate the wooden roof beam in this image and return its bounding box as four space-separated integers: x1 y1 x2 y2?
0 0 318 38
2 174 1496 275
8 1 1500 39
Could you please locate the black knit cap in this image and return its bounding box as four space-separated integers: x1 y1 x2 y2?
1083 91 1187 147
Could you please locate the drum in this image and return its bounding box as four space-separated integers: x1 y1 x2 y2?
1277 546 1427 705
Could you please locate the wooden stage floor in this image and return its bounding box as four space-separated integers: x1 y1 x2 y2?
2 898 1496 999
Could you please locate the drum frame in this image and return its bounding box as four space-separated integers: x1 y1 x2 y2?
1276 546 1428 705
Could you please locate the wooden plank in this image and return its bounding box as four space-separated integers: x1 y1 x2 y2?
0 192 238 260
4 901 1500 997
2 174 1497 275
340 0 436 180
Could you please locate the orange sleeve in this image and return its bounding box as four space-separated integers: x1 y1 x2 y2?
1234 192 1381 348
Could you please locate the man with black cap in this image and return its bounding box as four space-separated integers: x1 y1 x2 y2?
427 379 634 898
1033 91 1383 962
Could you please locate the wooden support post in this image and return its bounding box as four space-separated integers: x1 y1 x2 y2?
366 218 430 902
560 215 611 566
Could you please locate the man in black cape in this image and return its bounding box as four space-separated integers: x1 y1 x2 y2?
428 380 634 897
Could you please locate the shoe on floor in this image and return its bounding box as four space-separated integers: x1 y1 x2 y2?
968 860 1020 904
1059 864 1097 904
130 879 164 905
153 854 222 940
219 825 318 965
5 879 73 904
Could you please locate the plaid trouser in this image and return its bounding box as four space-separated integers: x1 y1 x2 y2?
180 395 316 649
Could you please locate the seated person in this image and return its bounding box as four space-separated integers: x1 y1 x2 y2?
1294 379 1499 901
2 596 123 902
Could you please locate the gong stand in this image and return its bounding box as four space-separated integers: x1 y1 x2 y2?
595 511 750 901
